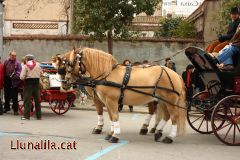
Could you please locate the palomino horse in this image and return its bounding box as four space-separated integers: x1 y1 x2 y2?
55 49 161 135
59 47 186 143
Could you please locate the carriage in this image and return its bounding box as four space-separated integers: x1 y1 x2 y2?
185 46 240 146
18 63 76 117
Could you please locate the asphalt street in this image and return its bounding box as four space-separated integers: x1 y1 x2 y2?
0 106 239 160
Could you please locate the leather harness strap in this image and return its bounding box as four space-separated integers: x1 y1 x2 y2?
118 65 132 112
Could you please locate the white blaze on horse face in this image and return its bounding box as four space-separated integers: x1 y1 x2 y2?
144 114 153 125
113 121 121 134
156 119 167 131
97 115 104 126
169 125 177 139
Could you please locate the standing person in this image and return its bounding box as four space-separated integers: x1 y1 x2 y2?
3 51 22 115
206 7 240 54
165 58 176 71
20 54 42 120
182 65 195 104
0 57 3 115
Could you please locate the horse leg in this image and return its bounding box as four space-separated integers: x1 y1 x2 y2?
139 102 155 135
162 105 179 144
155 102 169 142
105 99 120 143
149 102 159 133
104 106 114 141
92 98 104 134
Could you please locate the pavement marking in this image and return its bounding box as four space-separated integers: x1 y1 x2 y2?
131 114 139 120
85 140 128 160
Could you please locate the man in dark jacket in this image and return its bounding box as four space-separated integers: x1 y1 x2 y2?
206 7 240 53
3 51 22 115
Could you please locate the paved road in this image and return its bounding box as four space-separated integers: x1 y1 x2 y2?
0 107 239 160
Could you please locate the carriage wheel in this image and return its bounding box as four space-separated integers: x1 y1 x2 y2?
211 95 240 146
18 99 35 117
187 91 216 134
50 98 72 115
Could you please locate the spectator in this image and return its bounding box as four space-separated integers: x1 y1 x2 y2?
0 57 3 115
206 7 240 54
182 65 195 103
20 54 42 120
165 58 176 71
3 51 22 115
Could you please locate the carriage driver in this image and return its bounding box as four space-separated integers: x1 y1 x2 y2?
212 24 240 70
20 54 43 120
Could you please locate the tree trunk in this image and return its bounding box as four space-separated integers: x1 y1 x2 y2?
107 30 113 55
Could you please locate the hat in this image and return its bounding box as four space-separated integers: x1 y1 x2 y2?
230 7 239 14
25 54 34 60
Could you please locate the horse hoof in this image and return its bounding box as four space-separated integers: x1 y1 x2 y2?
139 128 148 135
109 136 119 143
162 137 173 144
154 130 163 142
92 128 102 134
104 134 112 140
149 128 156 133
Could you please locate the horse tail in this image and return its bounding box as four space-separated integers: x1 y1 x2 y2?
177 76 187 136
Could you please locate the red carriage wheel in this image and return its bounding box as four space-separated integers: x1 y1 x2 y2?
50 98 72 115
187 91 218 134
18 99 35 117
211 95 240 146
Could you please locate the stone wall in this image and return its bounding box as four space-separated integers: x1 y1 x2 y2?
3 35 204 74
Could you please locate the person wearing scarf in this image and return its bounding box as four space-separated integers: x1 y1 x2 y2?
20 54 42 120
182 65 195 103
3 51 22 115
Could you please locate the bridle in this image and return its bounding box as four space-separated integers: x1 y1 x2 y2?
58 48 87 81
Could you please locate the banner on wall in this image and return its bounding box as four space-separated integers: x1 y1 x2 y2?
162 0 204 17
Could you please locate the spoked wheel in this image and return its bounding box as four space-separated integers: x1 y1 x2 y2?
50 99 72 115
187 91 216 134
18 99 35 117
211 95 240 146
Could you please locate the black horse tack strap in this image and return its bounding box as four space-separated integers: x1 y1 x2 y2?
77 66 184 109
118 65 132 112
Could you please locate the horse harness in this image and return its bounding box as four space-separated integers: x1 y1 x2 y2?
78 65 183 110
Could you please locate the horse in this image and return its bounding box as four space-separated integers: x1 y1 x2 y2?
58 47 186 143
55 49 161 135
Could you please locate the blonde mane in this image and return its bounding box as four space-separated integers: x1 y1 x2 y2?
83 48 118 77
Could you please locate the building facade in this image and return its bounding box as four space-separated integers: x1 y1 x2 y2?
3 0 71 36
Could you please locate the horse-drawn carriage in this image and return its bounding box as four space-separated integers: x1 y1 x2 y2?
185 46 240 146
18 63 76 117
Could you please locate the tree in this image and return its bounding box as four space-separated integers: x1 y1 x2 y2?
154 17 197 38
72 0 160 54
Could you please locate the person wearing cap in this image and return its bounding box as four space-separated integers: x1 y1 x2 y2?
3 51 22 115
210 24 240 70
206 7 240 54
20 54 42 120
182 65 195 103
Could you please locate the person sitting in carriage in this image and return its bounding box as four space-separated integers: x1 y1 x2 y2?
213 23 240 70
206 7 240 55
